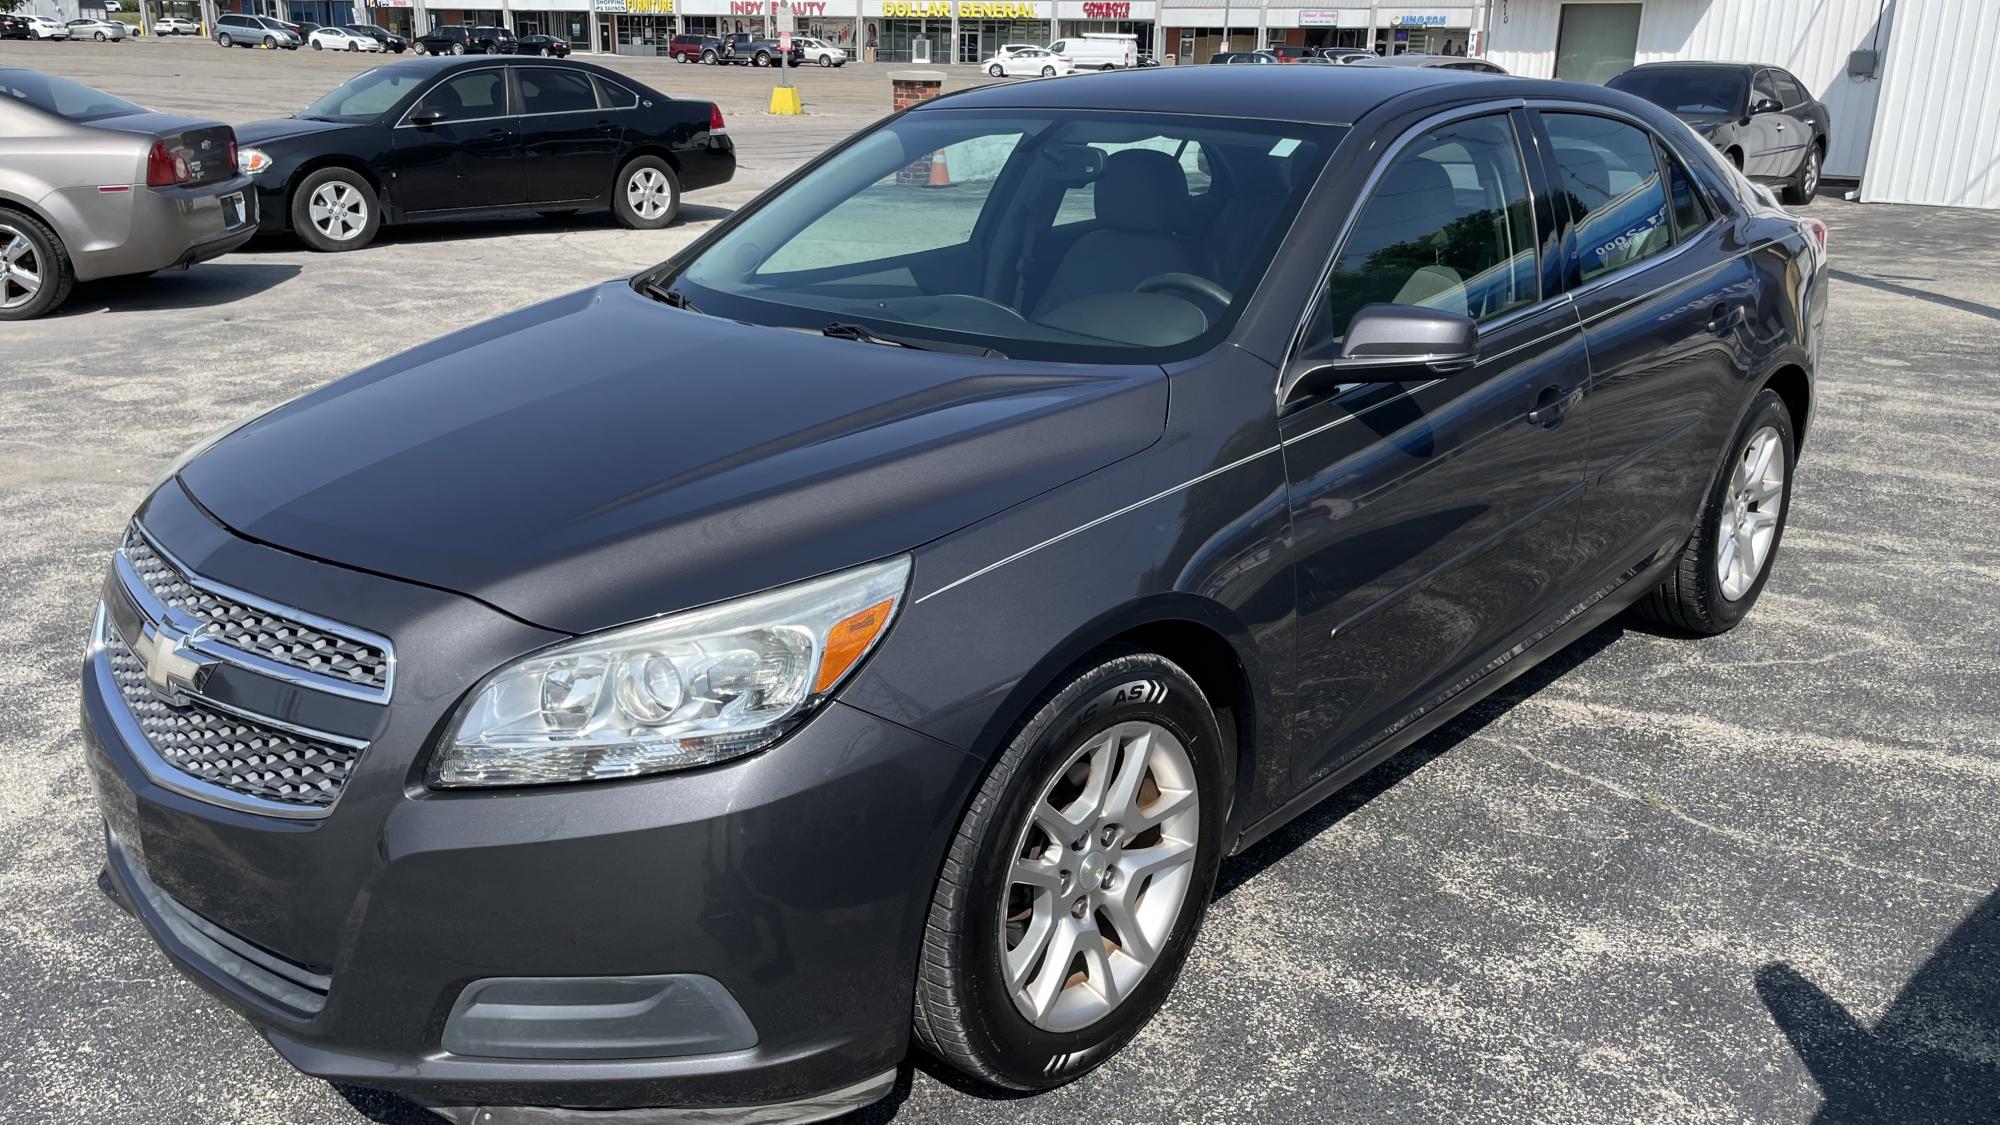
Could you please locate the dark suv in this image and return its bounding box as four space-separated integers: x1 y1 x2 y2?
417 24 515 55
668 33 721 63
86 66 1824 1123
720 30 802 66
1608 61 1830 204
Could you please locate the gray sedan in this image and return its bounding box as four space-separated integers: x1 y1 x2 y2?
0 68 258 320
63 17 128 41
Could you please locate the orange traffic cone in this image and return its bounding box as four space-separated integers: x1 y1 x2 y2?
928 151 952 186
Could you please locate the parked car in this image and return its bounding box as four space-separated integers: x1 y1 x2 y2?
793 35 846 66
153 15 200 34
308 25 382 52
1210 50 1276 64
984 45 1071 78
1317 46 1373 61
296 21 323 36
1267 45 1319 63
214 13 300 49
1047 32 1136 69
0 14 34 39
515 33 570 57
719 31 801 67
231 57 733 251
416 24 514 55
24 14 71 38
0 68 256 319
1353 52 1506 73
668 32 721 62
344 23 409 52
1607 61 1829 205
82 64 1824 1120
64 18 127 41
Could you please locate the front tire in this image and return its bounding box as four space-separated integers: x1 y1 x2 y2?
310 38 321 48
261 33 274 47
913 649 1225 1091
613 156 680 229
1633 388 1796 634
1783 143 1822 206
988 63 1004 76
217 32 232 46
449 41 464 55
290 167 382 252
0 210 76 321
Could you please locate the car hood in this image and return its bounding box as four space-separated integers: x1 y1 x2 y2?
235 117 365 146
178 282 1168 636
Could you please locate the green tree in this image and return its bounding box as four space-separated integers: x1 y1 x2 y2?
0 0 29 15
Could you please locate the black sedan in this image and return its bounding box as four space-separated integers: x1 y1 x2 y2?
232 57 733 251
1608 61 1829 204
90 65 1825 1121
516 33 570 57
344 23 409 52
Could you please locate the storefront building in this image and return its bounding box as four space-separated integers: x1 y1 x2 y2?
1054 0 1155 55
356 0 417 36
509 0 591 43
594 0 672 52
1158 3 1476 64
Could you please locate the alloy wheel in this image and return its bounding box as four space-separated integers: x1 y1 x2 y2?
1000 720 1200 1033
308 181 368 242
0 225 45 312
1717 425 1786 600
627 168 672 220
1802 149 1820 198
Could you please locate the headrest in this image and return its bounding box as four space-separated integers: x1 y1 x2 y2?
1095 149 1189 232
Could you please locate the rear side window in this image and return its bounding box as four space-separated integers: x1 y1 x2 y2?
595 77 638 109
1305 112 1539 343
519 68 597 114
1543 112 1672 282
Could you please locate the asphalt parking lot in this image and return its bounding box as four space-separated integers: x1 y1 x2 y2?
3 36 1998 1125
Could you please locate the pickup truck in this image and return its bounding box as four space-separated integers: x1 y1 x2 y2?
719 31 804 67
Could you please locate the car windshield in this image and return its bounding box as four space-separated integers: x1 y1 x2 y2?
298 65 430 122
1608 68 1748 115
0 70 144 123
664 109 1343 363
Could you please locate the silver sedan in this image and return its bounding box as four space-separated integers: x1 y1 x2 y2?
63 18 128 42
0 68 258 320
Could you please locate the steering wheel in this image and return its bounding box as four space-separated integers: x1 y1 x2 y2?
1136 272 1233 310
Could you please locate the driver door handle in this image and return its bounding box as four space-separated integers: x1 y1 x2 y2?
1528 385 1582 428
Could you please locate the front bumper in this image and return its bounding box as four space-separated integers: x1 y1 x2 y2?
82 489 979 1118
66 174 259 282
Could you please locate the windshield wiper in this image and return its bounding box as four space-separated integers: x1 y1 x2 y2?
823 322 1005 358
640 279 699 313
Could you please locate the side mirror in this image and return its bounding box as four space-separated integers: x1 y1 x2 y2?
408 108 444 127
1750 97 1783 115
1284 304 1479 401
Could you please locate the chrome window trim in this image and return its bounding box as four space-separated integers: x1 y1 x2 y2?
90 604 343 821
1275 97 1535 406
122 522 396 702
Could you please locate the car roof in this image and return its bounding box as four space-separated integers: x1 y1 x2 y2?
1622 60 1757 72
921 64 1522 124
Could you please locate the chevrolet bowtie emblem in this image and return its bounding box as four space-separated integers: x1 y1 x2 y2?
134 620 216 705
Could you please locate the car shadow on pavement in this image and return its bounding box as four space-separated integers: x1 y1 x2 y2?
52 262 301 316
236 204 739 254
1756 889 2000 1124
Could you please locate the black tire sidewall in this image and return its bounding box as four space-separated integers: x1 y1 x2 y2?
1696 389 1796 628
289 168 381 252
948 653 1225 1088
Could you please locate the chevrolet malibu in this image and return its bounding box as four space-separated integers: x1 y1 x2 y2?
84 66 1824 1121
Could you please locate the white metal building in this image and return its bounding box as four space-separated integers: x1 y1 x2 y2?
1484 0 2000 210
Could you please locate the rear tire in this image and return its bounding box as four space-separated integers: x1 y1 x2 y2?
1632 388 1796 635
0 209 76 321
1042 65 1056 76
290 167 382 253
217 32 232 46
702 48 716 63
912 649 1225 1092
612 156 680 230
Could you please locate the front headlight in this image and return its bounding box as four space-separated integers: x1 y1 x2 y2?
432 556 911 788
238 147 273 175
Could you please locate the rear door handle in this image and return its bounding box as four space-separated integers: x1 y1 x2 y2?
1706 303 1745 335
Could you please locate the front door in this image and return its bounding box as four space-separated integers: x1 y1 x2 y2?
514 67 621 204
390 67 523 212
958 29 980 64
1284 109 1588 790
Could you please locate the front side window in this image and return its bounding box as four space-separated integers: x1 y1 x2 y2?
667 110 1341 362
302 66 430 122
1751 69 1782 110
519 68 597 115
1302 113 1539 348
1544 112 1672 282
415 70 510 123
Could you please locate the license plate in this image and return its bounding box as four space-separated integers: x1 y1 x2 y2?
223 192 246 229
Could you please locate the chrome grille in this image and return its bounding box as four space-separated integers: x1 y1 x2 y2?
105 625 360 809
121 526 389 691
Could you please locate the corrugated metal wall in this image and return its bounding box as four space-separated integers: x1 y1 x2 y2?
1861 0 2000 209
1486 0 1894 178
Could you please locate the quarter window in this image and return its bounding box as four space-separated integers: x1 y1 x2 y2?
519 68 597 115
595 78 639 109
1305 113 1539 345
1659 144 1711 239
1543 112 1672 282
414 71 509 124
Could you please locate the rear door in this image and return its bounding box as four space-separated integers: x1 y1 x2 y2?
390 67 523 211
515 66 619 204
1769 68 1816 176
1744 69 1788 178
1283 108 1589 790
1536 107 1759 587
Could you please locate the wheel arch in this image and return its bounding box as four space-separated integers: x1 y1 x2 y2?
281 156 390 226
1762 363 1812 449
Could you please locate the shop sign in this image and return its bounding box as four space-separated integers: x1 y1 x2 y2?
960 0 1040 15
1298 8 1338 24
620 0 674 11
880 0 949 13
1080 0 1127 15
727 0 836 11
1399 13 1447 25
593 0 627 10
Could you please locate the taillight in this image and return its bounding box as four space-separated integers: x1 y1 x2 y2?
145 141 191 187
1801 215 1828 257
709 103 726 134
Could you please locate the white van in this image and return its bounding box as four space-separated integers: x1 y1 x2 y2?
1047 32 1137 70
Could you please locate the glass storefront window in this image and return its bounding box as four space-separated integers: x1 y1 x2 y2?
1555 2 1642 83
